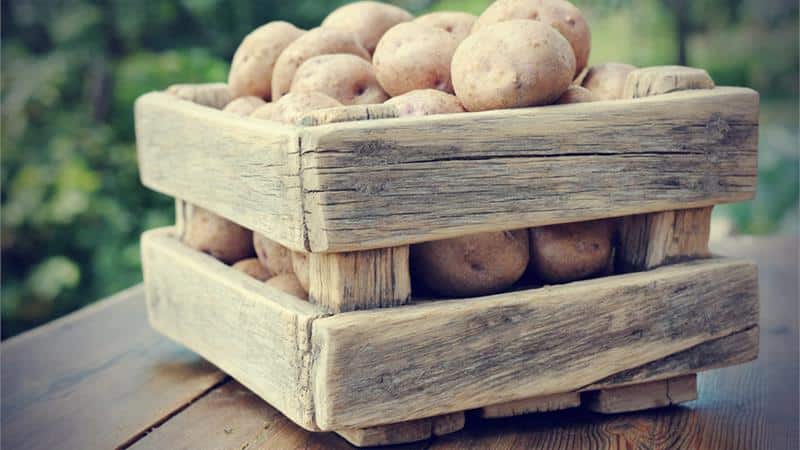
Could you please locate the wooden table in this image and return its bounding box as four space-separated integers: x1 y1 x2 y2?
2 236 797 450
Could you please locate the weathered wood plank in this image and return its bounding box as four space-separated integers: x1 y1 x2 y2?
0 286 225 450
141 228 329 430
480 392 581 418
311 258 758 429
299 103 399 126
135 92 307 251
585 374 698 413
299 87 758 251
617 206 713 272
308 246 411 312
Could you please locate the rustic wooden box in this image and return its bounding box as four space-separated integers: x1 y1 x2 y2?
136 70 760 446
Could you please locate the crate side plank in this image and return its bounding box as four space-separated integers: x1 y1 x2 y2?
135 92 307 251
311 258 758 429
141 228 328 430
300 87 758 252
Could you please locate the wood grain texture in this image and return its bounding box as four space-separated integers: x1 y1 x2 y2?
308 246 411 312
0 286 225 450
585 374 697 413
135 92 307 251
166 83 233 109
623 66 715 99
617 206 713 272
299 87 758 251
298 104 399 126
336 412 465 447
311 258 758 429
480 392 582 418
141 228 329 430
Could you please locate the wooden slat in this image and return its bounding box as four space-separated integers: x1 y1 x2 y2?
141 228 329 430
308 246 411 312
299 87 758 251
298 103 399 126
0 286 225 450
135 92 307 251
336 412 465 447
480 392 581 418
585 374 698 413
310 258 758 429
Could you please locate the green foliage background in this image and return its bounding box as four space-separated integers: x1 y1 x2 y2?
2 0 798 338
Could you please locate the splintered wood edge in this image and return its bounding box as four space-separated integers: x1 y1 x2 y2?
310 258 758 429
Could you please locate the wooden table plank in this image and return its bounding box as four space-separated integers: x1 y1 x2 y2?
1 286 227 450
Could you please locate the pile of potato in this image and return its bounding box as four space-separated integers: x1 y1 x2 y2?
181 0 636 299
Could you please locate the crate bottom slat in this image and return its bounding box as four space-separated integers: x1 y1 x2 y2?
141 227 759 435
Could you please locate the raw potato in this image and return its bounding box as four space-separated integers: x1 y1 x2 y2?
223 96 266 116
269 92 342 124
271 27 370 101
232 258 274 281
411 230 530 297
265 273 308 300
290 54 388 105
253 232 294 276
473 0 591 76
227 21 305 100
322 1 413 54
373 22 460 96
291 251 309 292
414 11 477 44
452 20 575 111
582 62 637 100
556 85 595 104
184 206 254 264
385 89 465 117
249 102 278 121
529 219 614 283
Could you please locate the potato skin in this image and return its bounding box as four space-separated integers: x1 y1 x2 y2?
291 54 388 105
253 232 294 276
529 219 614 283
271 27 370 101
411 230 530 297
473 0 591 76
373 22 460 96
265 273 308 300
414 11 477 44
184 206 254 264
223 96 266 116
249 102 278 121
452 20 575 111
582 62 637 100
384 89 465 117
227 21 305 100
555 85 595 104
265 92 342 125
322 1 413 54
232 257 274 281
291 251 309 292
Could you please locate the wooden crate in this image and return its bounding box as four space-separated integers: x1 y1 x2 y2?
136 67 760 446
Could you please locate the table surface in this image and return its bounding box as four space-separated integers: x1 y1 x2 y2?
2 236 797 450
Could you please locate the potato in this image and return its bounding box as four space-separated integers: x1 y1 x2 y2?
414 11 477 44
227 21 305 100
373 22 460 96
452 20 575 112
291 251 309 293
223 96 266 116
556 85 595 104
529 219 613 283
184 206 254 264
473 0 591 76
275 92 342 124
322 1 413 54
249 102 278 121
265 273 308 300
582 62 637 100
384 89 465 117
253 232 294 276
271 27 370 101
232 257 274 281
411 230 529 297
290 54 388 105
